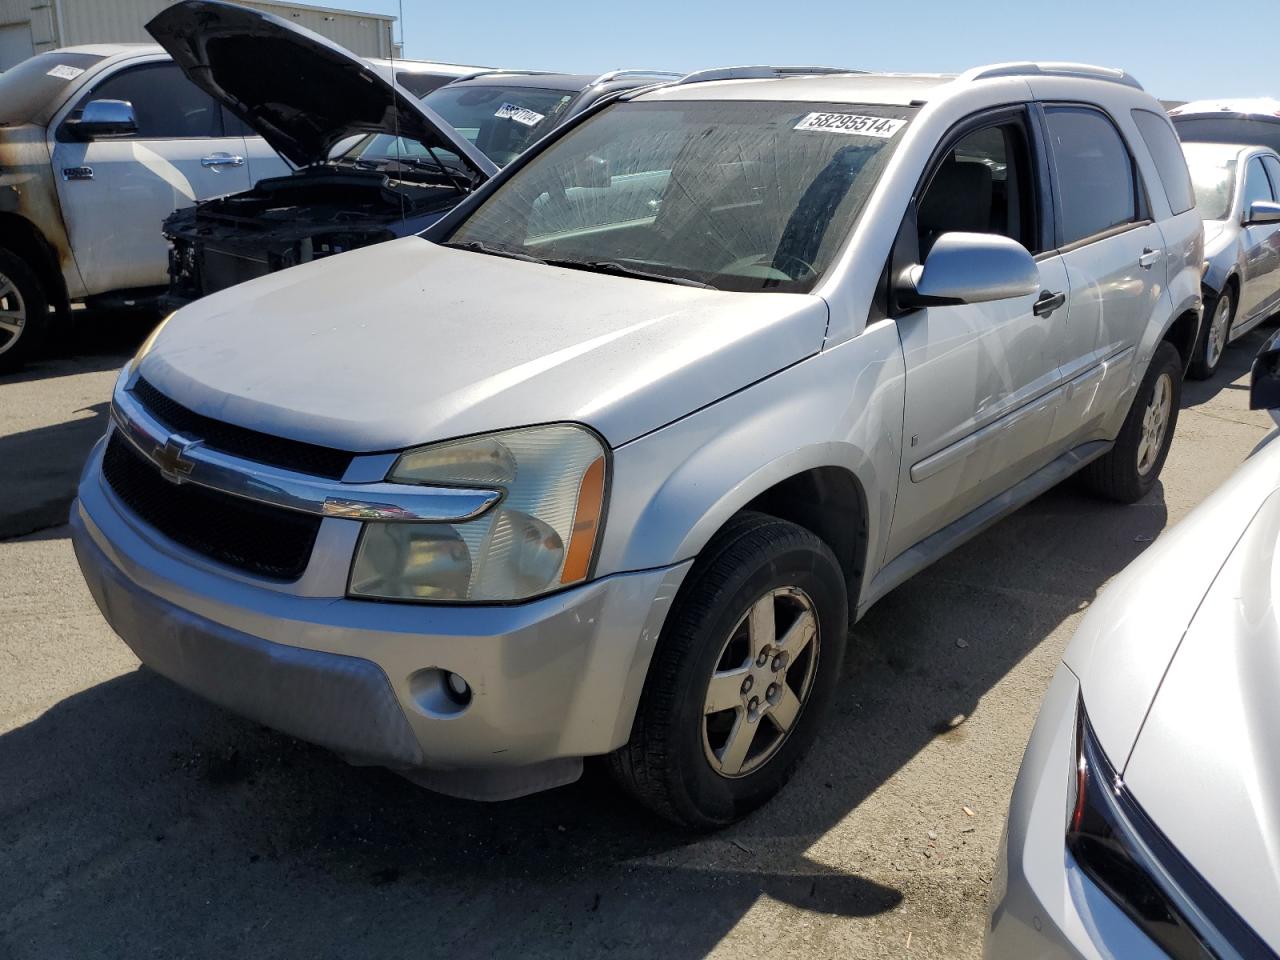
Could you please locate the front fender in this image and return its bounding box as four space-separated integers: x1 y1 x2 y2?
595 321 907 609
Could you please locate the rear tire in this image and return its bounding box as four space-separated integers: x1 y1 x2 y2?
609 512 848 830
1082 341 1182 503
0 247 49 374
1187 287 1233 380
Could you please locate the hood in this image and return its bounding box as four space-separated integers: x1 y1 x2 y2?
1063 435 1280 764
137 237 828 451
146 0 496 179
1122 484 1280 950
1203 219 1231 253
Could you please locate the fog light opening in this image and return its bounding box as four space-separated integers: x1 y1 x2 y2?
409 668 472 718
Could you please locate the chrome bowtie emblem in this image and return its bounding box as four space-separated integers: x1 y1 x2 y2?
152 436 197 484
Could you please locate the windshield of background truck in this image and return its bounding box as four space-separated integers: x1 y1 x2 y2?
1186 152 1237 221
447 99 915 293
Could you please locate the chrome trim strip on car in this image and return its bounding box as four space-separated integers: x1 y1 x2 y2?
109 385 500 524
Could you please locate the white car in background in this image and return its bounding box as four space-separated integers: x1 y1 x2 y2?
987 331 1280 958
0 41 290 369
1182 142 1280 379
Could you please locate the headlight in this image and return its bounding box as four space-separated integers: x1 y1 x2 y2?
348 424 607 602
1067 701 1268 960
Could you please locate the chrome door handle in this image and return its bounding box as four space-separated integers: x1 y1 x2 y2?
201 154 245 168
1138 248 1161 269
1033 290 1066 317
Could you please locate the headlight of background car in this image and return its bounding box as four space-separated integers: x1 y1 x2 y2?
348 424 607 602
1067 701 1269 960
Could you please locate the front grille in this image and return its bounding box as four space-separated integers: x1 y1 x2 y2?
132 377 353 479
102 433 320 581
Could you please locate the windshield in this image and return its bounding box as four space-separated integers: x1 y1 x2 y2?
1187 153 1237 221
1174 117 1280 156
446 100 914 293
0 52 104 125
420 83 576 166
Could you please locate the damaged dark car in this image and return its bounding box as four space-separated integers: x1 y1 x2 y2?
150 0 497 304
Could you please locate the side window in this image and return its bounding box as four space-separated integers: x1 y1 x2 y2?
1262 157 1280 204
917 119 1038 256
69 63 222 139
1043 106 1137 245
1243 157 1274 211
1132 109 1195 215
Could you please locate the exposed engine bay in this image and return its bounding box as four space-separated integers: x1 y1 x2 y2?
164 166 465 302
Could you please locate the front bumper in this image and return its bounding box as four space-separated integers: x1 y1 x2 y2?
73 436 690 799
985 666 1166 960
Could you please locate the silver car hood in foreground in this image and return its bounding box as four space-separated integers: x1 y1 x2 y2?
1063 437 1280 758
1123 482 1280 949
1064 436 1280 949
138 237 828 451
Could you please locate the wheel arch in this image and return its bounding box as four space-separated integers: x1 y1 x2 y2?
669 448 875 615
0 212 69 314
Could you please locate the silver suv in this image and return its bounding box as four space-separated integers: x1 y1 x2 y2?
72 62 1203 829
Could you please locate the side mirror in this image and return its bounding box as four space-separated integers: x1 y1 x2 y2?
898 232 1040 308
565 154 611 190
67 99 137 139
1246 200 1280 226
1250 328 1280 412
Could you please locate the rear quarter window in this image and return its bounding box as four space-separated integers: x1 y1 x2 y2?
1132 109 1196 215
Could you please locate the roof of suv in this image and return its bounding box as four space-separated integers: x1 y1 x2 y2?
635 72 948 106
630 62 1143 106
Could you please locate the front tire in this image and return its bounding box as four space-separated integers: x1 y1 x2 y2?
1082 341 1182 503
1187 287 1233 380
609 512 848 830
0 247 49 374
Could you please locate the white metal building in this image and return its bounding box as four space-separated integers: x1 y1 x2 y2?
0 0 397 70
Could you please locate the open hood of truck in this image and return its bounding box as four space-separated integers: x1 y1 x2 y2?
146 0 497 179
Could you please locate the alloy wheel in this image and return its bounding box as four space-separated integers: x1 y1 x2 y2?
0 271 26 357
1205 295 1231 370
701 586 820 778
1137 372 1173 476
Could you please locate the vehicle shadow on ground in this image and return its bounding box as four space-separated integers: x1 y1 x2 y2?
0 478 1167 958
0 402 106 539
0 308 155 387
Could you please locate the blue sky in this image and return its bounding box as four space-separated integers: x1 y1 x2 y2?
302 0 1251 103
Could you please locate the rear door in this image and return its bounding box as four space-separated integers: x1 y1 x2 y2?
1040 104 1166 445
886 107 1069 560
50 58 253 295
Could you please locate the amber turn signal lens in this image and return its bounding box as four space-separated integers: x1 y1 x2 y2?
561 456 606 584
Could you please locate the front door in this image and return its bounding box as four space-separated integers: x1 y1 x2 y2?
886 111 1067 561
1240 155 1280 324
50 60 254 296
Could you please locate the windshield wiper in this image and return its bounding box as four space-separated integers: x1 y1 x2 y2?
540 258 717 289
442 240 547 264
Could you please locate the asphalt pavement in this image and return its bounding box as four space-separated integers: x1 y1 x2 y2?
1 315 1274 959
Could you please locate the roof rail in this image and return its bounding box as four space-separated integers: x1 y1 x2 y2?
592 69 685 85
961 61 1143 91
674 65 864 85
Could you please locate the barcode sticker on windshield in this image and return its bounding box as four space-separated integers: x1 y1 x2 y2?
494 103 546 127
46 64 86 81
794 113 906 138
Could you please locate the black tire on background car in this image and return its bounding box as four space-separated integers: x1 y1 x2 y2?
1082 340 1182 503
1187 286 1234 380
0 246 49 373
610 512 849 830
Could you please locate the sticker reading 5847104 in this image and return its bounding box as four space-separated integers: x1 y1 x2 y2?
794 112 907 138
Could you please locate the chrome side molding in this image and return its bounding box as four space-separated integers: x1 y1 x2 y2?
110 385 500 524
